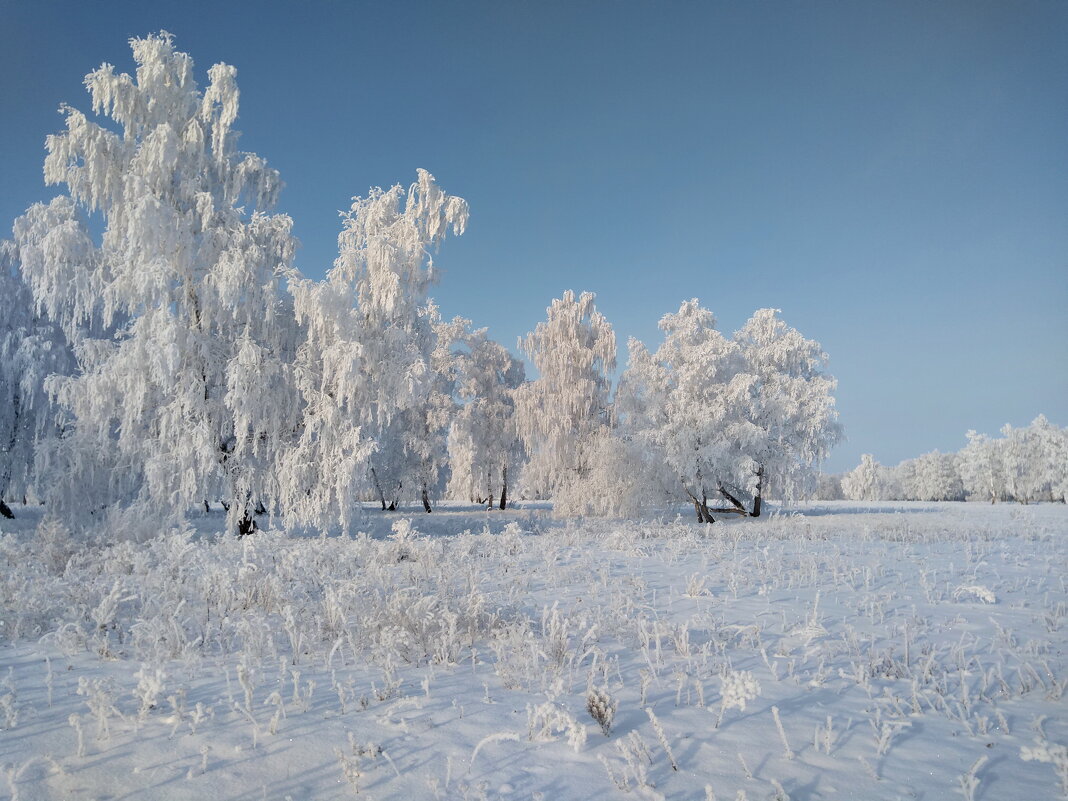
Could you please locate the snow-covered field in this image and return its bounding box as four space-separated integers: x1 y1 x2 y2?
0 502 1066 801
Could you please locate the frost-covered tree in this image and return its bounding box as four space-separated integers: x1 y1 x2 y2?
957 418 1067 504
616 300 744 522
1000 416 1067 503
1031 415 1068 503
959 431 1004 503
551 429 658 518
514 290 616 499
444 321 525 508
898 450 964 502
814 473 844 501
0 241 77 518
10 199 117 522
842 454 881 501
725 309 841 514
285 170 467 524
615 302 839 521
22 32 300 534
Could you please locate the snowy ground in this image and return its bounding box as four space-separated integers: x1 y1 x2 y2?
0 501 1066 801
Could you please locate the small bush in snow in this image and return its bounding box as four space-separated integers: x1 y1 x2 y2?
586 686 618 736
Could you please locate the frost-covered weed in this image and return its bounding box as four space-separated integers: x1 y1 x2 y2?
645 706 678 771
953 585 997 604
716 670 761 728
77 677 120 740
1021 738 1068 798
132 665 165 720
600 730 654 792
526 701 587 752
586 686 618 736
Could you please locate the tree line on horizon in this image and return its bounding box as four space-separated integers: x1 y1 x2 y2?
820 415 1068 504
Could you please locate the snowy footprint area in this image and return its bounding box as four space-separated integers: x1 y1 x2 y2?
0 503 1066 801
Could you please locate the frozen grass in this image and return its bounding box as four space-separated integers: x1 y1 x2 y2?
0 501 1065 800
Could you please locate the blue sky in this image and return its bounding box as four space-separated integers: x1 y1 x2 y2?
2 0 1066 472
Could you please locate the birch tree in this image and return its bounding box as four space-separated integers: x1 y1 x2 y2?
23 32 300 534
444 322 525 508
514 290 616 500
616 299 743 522
284 170 468 523
0 241 76 517
727 309 841 514
842 454 881 501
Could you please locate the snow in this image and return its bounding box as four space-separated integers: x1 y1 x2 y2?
1 501 1066 800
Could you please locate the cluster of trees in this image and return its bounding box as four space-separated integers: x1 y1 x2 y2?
0 34 841 532
826 415 1068 504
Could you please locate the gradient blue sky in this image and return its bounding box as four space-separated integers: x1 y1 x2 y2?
2 0 1066 471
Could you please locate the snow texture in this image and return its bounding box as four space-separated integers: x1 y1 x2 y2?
0 501 1065 800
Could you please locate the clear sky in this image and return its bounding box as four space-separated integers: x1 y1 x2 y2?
2 0 1066 472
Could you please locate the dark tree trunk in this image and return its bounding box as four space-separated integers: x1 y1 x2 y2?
421 485 432 513
1 397 18 520
700 493 716 523
687 491 715 523
221 500 231 512
237 512 257 537
371 467 388 511
254 501 267 515
203 500 210 513
719 486 748 515
499 466 508 510
487 493 494 509
751 466 764 518
387 499 397 511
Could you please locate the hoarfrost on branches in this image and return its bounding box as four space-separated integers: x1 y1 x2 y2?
23 31 299 534
514 290 616 500
0 241 76 517
617 301 839 521
284 169 468 524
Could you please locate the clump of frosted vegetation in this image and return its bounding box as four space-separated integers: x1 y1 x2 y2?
586 686 618 736
1020 739 1068 798
716 670 761 728
527 701 587 752
953 584 997 604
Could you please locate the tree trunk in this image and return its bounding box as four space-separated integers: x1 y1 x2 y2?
254 501 267 515
0 398 18 519
203 500 210 513
687 490 715 523
421 485 432 513
751 466 764 518
371 467 388 511
700 493 716 524
719 486 748 515
499 466 508 510
237 511 257 536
